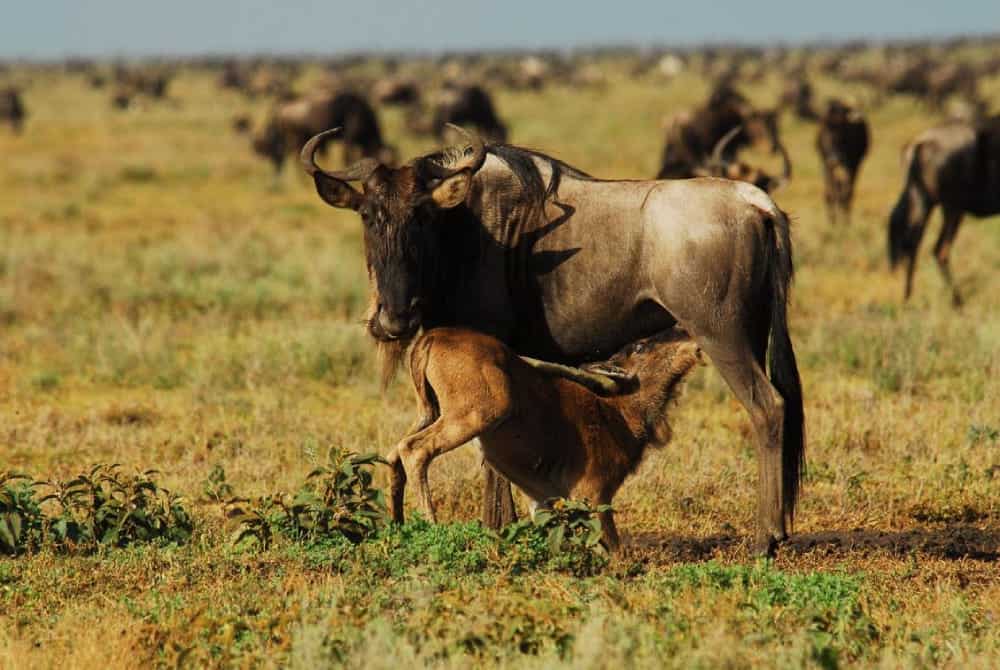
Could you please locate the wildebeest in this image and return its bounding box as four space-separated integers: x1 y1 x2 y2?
657 85 786 180
301 126 804 556
816 100 870 225
408 83 508 143
695 128 791 194
778 76 817 121
372 76 420 106
388 327 702 550
0 87 25 133
889 116 1000 306
252 91 396 174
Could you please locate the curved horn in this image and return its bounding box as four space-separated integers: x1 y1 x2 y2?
425 124 487 179
519 356 636 396
299 128 380 181
710 126 742 165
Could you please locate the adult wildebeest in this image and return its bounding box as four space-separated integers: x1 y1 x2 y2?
816 100 870 225
409 83 508 143
252 91 396 174
0 87 25 133
388 327 702 550
696 128 791 194
657 85 786 180
779 76 817 121
889 116 1000 306
300 126 804 556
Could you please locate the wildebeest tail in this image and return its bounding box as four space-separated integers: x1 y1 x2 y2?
767 207 805 529
888 142 927 268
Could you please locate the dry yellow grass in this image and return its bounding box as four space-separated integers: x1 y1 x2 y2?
0 55 998 667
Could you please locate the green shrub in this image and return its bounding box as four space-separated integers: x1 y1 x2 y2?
2 465 194 554
0 472 45 555
501 498 610 577
229 449 387 549
38 464 194 549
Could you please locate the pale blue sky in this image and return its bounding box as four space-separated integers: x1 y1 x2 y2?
2 1 998 59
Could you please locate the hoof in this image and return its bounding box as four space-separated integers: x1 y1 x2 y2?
753 534 780 558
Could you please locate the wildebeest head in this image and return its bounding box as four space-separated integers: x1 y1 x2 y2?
301 125 487 341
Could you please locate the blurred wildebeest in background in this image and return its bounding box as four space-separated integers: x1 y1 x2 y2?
408 83 508 142
0 86 26 133
657 84 787 180
816 100 871 225
372 76 420 106
696 127 791 193
252 91 396 174
779 75 817 121
889 115 1000 305
109 65 174 110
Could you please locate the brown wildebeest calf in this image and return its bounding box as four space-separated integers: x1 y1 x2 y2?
386 327 702 550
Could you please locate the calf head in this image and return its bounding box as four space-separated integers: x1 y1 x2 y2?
602 329 704 445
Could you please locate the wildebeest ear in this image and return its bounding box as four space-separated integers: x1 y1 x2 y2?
429 172 472 209
313 174 362 210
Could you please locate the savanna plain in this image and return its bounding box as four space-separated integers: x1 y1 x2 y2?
1 54 999 668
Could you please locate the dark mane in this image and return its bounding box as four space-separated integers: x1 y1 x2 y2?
488 144 595 204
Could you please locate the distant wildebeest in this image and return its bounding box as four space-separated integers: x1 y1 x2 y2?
816 100 870 225
657 85 786 180
695 127 791 194
252 91 396 174
388 327 702 550
300 126 804 556
0 87 25 133
779 76 817 121
889 116 1000 306
372 76 420 106
408 83 508 143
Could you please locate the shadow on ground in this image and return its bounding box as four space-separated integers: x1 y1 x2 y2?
628 525 1000 562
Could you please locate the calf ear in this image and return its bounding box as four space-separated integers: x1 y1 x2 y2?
313 174 362 210
429 172 472 209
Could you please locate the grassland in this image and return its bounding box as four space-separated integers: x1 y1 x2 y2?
1 57 999 668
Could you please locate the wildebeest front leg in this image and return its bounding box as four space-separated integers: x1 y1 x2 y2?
483 467 517 529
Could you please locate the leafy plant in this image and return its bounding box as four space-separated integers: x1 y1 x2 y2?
289 451 386 543
37 464 194 549
227 494 287 549
501 498 610 576
0 472 45 555
228 449 387 549
201 464 235 503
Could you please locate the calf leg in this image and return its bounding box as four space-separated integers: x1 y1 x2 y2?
386 446 407 523
398 409 507 522
933 206 964 307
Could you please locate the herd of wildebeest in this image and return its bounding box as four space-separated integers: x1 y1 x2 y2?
3 39 998 555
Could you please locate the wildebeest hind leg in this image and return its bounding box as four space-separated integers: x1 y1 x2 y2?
695 335 786 557
933 207 965 307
